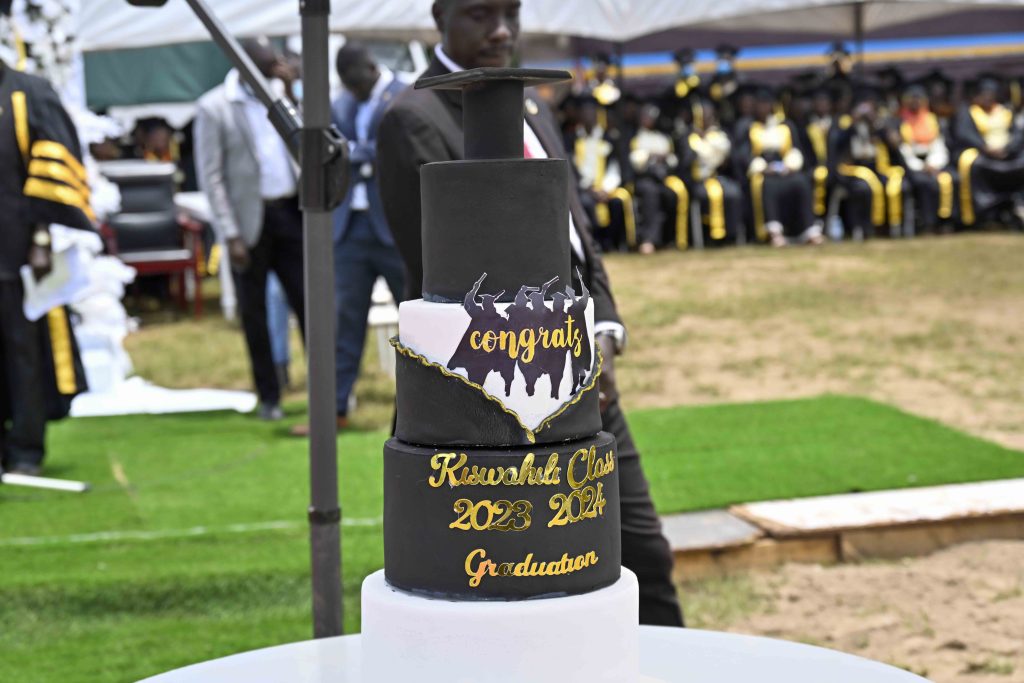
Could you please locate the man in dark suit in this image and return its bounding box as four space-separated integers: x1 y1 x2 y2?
293 43 406 435
377 0 684 627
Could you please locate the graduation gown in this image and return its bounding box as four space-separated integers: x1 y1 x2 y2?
732 115 816 240
899 109 955 230
676 128 743 245
0 64 92 465
952 103 1024 225
829 116 908 233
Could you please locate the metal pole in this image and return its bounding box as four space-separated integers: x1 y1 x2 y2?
299 0 343 638
853 1 866 77
184 0 301 157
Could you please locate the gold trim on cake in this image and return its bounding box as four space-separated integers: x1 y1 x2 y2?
390 337 605 444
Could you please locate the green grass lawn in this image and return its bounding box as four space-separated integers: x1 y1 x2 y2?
2 395 1022 682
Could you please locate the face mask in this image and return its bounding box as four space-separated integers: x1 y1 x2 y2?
293 79 303 102
716 60 733 75
681 64 695 77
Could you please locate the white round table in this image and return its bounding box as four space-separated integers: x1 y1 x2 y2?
139 627 931 682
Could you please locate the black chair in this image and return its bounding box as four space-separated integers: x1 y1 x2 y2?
99 160 203 318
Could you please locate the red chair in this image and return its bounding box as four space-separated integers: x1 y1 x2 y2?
98 160 204 318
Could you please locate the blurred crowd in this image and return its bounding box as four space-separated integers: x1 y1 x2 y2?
558 44 1024 253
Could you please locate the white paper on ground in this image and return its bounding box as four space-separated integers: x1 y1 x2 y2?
70 376 258 417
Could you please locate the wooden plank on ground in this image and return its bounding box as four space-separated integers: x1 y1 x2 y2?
729 478 1024 537
674 536 838 582
839 513 1024 561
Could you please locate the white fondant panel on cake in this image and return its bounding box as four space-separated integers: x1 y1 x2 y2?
360 568 640 683
399 298 596 431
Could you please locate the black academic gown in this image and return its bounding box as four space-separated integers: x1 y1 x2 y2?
732 116 816 240
0 63 92 469
952 104 1024 226
829 117 908 235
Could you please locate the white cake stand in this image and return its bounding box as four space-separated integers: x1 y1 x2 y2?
138 627 930 683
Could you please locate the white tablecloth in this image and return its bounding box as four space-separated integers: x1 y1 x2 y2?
140 627 931 683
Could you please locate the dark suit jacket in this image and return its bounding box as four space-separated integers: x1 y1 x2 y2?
331 76 407 245
377 58 622 327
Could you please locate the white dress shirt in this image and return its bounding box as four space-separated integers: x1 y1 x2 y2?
350 66 395 211
226 70 297 201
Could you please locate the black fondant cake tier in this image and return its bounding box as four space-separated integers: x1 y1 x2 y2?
383 431 621 600
421 158 570 303
392 338 603 447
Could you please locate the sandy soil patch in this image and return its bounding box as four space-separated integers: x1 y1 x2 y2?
687 540 1024 683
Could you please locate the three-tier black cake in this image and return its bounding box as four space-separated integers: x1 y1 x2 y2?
361 68 640 683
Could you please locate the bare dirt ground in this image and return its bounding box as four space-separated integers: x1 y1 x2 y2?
603 234 1024 682
685 540 1024 682
606 233 1024 450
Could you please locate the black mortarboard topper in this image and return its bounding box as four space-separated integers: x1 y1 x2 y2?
416 67 570 158
0 0 12 16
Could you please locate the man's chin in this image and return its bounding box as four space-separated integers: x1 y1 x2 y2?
474 53 512 68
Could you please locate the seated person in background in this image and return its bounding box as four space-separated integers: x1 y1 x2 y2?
898 85 955 234
953 77 1024 228
677 99 744 246
588 52 622 134
629 104 680 254
829 90 907 239
798 87 836 223
571 95 634 251
135 117 178 163
732 86 821 247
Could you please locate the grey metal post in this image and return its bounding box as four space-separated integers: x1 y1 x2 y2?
129 0 346 641
853 1 866 76
299 0 343 638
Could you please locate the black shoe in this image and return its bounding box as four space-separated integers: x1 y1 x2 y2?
257 403 285 421
6 463 42 477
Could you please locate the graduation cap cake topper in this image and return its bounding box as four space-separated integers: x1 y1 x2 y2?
414 68 577 306
417 67 570 160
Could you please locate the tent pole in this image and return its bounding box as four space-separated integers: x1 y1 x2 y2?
132 0 348 641
853 1 866 76
299 0 344 639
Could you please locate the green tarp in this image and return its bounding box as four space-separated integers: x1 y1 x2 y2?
85 41 232 110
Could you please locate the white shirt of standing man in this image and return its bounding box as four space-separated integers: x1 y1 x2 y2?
227 70 298 201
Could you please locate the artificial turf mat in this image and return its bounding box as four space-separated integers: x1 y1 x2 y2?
2 395 1021 682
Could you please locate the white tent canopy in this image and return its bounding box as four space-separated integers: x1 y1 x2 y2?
77 0 1024 53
